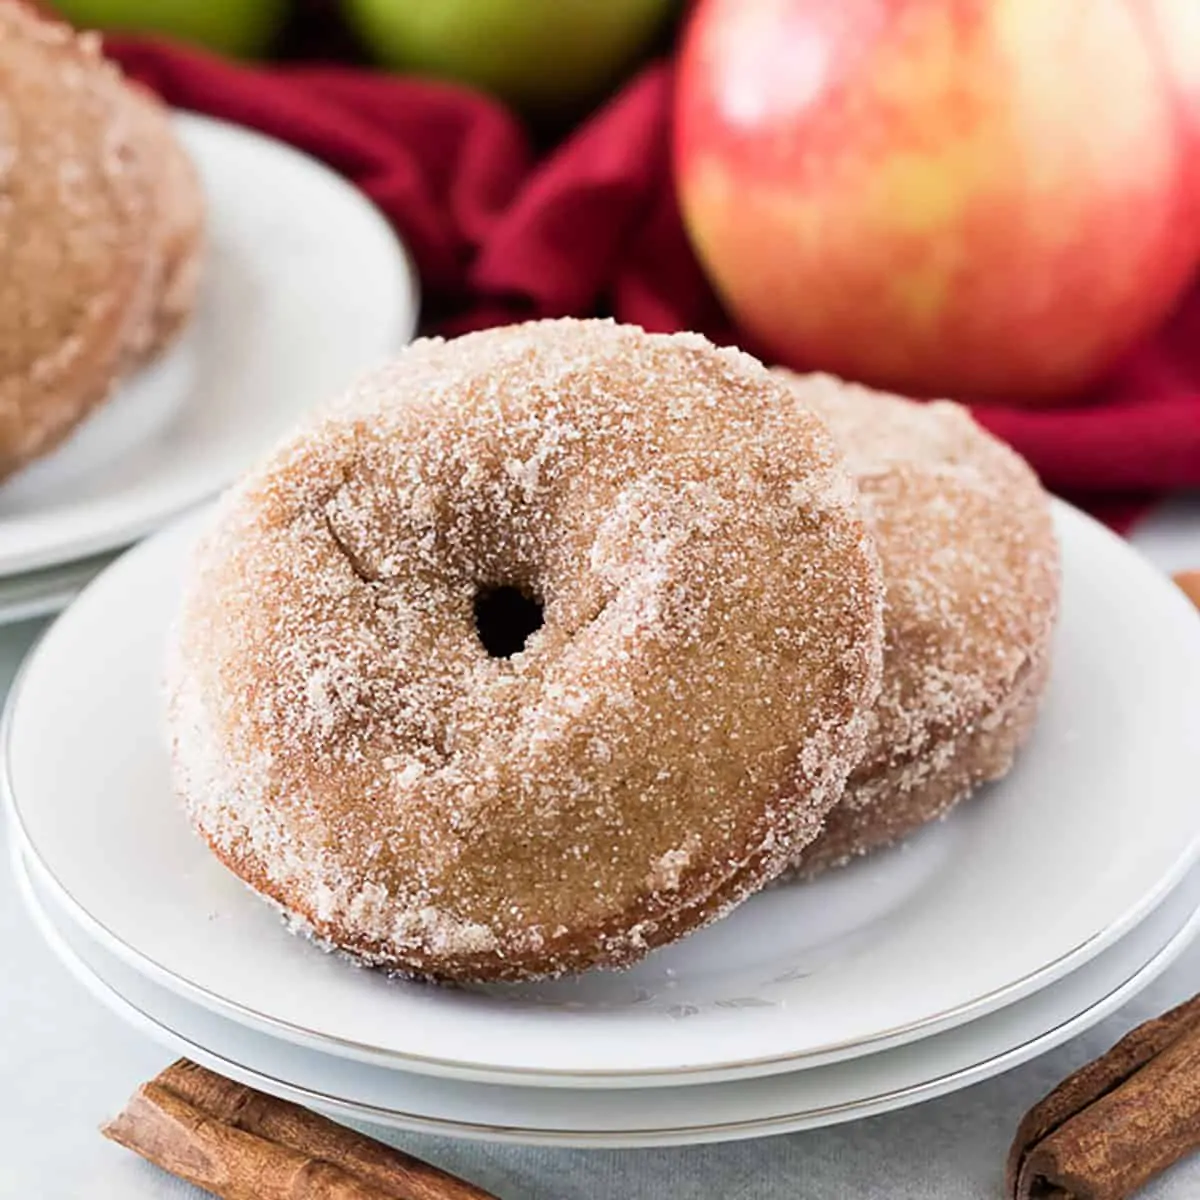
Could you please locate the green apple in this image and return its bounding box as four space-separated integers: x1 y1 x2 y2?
343 0 675 112
49 0 290 58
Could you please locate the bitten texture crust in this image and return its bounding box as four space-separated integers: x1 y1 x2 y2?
168 320 885 982
779 373 1060 874
0 2 203 480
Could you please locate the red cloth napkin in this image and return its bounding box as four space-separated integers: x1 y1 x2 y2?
108 39 1200 528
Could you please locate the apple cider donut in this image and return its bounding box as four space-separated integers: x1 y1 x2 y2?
0 3 152 478
120 84 205 361
168 320 885 983
778 373 1060 874
0 2 203 480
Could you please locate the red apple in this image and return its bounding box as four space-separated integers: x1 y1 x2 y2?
674 0 1200 403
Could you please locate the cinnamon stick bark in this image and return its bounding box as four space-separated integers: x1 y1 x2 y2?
103 1060 499 1200
1007 993 1200 1199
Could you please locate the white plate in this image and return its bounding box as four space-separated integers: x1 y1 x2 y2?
7 501 1200 1087
0 113 418 576
16 845 1200 1148
0 550 120 627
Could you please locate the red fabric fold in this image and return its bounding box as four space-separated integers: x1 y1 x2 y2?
107 39 1200 525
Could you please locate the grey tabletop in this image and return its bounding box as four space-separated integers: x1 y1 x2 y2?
4 495 1200 1199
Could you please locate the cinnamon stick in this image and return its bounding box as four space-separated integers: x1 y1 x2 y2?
1007 992 1200 1199
103 1060 500 1200
1173 570 1200 611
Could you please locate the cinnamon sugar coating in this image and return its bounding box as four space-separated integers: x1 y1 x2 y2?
778 374 1060 873
119 84 205 361
168 320 885 982
0 3 202 480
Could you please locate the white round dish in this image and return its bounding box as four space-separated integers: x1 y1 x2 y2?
8 500 1200 1087
0 550 119 627
16 846 1200 1148
0 112 418 577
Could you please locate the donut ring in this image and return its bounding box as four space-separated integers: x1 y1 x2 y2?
120 84 205 362
777 374 1059 874
0 4 152 479
0 4 203 480
168 320 885 982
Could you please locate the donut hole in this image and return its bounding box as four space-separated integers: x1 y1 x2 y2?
474 584 544 658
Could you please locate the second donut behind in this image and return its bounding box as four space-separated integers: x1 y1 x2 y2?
778 372 1061 875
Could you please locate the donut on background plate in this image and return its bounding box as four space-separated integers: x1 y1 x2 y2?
119 83 205 363
777 373 1060 875
167 319 885 983
0 1 203 480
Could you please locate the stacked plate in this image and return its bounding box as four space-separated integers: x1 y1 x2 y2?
7 498 1200 1147
0 112 419 626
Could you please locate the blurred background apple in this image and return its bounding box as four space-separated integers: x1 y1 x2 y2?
675 0 1200 403
49 0 290 57
342 0 675 113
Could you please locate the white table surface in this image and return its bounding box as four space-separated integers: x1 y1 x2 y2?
3 495 1200 1200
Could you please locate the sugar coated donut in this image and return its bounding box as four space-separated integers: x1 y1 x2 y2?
120 84 205 361
778 373 1059 873
0 2 202 480
168 320 885 982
